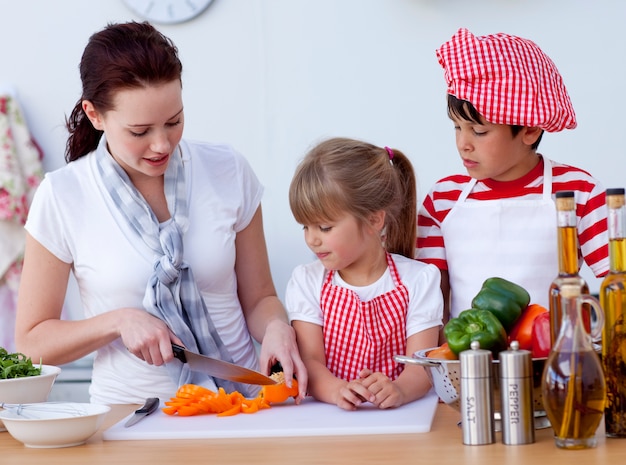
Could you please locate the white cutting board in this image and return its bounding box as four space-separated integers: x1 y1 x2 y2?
103 390 438 440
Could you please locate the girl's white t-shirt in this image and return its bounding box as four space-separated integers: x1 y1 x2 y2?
285 254 443 338
25 139 263 404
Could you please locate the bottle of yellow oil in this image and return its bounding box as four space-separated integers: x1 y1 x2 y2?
600 187 626 437
549 191 589 344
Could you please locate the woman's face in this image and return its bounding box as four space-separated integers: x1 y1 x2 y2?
84 80 184 183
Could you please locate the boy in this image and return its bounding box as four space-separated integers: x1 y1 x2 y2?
417 28 608 325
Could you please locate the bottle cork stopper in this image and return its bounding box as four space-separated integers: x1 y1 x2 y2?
555 191 575 211
607 188 625 209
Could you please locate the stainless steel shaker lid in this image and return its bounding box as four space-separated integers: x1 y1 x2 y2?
459 340 493 377
499 340 532 378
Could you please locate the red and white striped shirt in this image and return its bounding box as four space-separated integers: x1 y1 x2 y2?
417 157 609 278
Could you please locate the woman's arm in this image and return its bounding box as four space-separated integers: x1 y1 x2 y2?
15 233 181 366
235 205 307 398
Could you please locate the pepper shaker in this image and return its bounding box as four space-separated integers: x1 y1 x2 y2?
460 340 495 445
499 340 535 445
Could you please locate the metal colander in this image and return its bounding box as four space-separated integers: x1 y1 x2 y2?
394 347 547 413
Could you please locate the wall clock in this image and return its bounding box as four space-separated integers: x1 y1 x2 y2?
122 0 214 25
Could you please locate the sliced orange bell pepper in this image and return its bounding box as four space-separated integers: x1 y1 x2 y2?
162 371 296 417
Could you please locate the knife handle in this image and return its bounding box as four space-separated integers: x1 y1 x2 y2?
136 397 160 415
171 343 187 363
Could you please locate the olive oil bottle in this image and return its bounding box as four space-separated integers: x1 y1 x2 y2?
600 187 626 437
549 191 589 345
541 284 606 449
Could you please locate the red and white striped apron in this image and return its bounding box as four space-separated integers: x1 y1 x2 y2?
320 253 409 381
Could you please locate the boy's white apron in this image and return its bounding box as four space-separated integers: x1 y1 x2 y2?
441 158 557 317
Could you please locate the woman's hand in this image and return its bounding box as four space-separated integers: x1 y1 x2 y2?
259 319 308 402
234 206 308 401
118 308 183 366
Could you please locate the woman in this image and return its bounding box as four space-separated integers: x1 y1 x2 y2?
15 21 307 404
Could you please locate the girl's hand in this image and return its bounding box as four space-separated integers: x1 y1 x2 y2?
259 319 308 402
357 368 405 409
118 308 183 366
335 378 376 411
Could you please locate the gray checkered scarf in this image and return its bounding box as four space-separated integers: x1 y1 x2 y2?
95 138 252 396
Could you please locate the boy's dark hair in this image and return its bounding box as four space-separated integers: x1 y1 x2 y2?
447 94 543 150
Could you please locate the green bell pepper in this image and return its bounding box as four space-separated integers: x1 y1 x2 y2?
470 277 530 332
443 308 508 355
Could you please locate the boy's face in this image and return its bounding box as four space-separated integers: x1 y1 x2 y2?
450 113 540 182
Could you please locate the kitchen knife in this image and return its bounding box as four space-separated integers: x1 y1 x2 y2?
124 397 160 428
171 344 277 386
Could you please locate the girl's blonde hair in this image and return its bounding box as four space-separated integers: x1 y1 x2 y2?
289 137 417 258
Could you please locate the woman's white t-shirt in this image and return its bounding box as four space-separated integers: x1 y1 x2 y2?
285 254 443 339
25 139 263 404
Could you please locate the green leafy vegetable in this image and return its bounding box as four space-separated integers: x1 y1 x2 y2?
0 348 42 379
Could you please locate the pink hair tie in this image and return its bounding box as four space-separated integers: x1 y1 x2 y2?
384 146 394 160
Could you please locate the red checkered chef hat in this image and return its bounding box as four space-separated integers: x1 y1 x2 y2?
436 28 576 132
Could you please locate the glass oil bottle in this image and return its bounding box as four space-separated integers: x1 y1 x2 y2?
600 187 626 437
541 284 606 449
549 191 590 345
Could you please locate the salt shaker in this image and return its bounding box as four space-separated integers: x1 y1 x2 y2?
499 340 535 445
460 340 495 445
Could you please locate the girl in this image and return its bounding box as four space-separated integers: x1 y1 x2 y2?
286 137 442 411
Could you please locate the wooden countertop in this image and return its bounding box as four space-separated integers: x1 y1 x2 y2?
1 403 624 464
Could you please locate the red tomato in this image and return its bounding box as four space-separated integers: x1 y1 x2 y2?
531 311 551 358
508 304 549 350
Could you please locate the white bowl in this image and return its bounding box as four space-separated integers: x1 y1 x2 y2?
0 364 61 403
0 364 61 432
0 402 110 448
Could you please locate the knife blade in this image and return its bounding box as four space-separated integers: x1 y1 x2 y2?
124 397 160 428
171 344 277 386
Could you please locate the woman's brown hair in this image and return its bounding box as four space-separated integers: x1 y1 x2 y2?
65 21 183 162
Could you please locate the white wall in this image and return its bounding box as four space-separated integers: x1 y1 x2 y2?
2 0 623 310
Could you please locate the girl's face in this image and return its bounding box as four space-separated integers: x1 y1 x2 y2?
83 80 184 184
303 212 384 276
451 113 540 182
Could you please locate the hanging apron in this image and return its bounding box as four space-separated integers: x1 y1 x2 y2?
320 253 409 381
441 158 557 318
